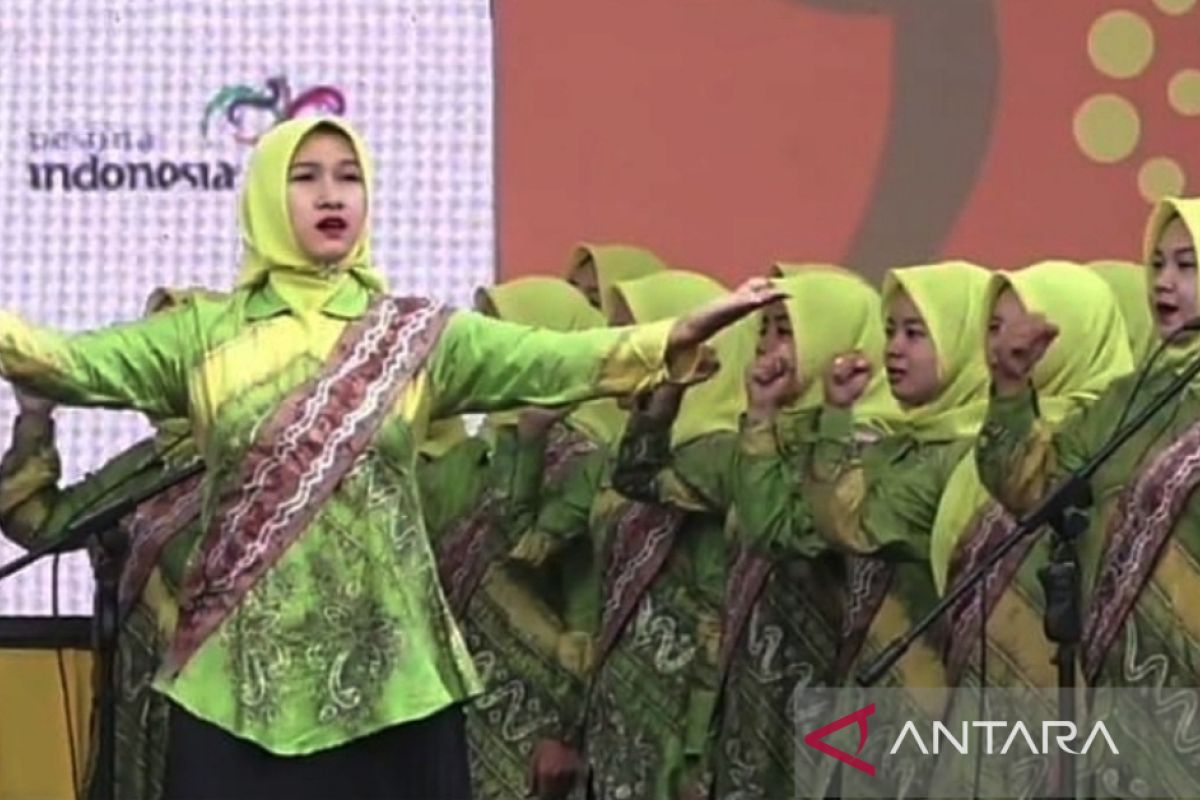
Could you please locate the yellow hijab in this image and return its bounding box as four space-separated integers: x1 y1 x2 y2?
771 270 903 428
882 261 992 441
236 116 387 296
1088 261 1155 363
478 277 625 444
1141 196 1200 369
929 261 1134 592
568 243 666 318
771 261 853 278
613 270 754 446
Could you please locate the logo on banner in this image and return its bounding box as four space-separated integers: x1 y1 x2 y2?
202 75 347 145
804 703 878 777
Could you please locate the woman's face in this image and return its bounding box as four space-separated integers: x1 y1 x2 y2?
286 129 367 266
756 299 795 367
884 290 941 407
1150 216 1198 339
569 256 602 309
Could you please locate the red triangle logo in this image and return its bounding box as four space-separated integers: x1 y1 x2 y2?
803 702 877 777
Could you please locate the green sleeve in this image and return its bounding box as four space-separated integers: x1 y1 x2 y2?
611 413 737 513
0 305 196 417
417 437 490 544
509 447 607 568
729 413 824 557
805 408 966 561
0 415 161 551
976 384 1114 517
427 311 686 418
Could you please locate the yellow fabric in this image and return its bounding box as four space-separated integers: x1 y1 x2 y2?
480 277 626 444
614 270 754 445
929 261 1134 592
881 261 992 441
568 243 666 318
0 648 92 800
419 417 471 458
1142 196 1200 368
1089 260 1156 363
771 270 903 427
236 116 387 294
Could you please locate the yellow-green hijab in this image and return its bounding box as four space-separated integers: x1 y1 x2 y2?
771 270 903 429
1089 261 1155 363
569 243 666 318
882 261 992 441
613 270 754 446
478 276 625 444
1142 196 1200 368
236 116 388 297
929 261 1134 592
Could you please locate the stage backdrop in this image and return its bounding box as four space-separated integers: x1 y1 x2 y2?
0 0 495 615
496 0 1200 284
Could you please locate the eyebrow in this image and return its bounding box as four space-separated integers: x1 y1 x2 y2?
288 159 361 170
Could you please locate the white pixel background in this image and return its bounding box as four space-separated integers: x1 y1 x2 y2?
0 0 495 614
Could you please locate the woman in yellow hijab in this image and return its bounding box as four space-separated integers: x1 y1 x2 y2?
566 243 667 317
978 198 1200 798
736 261 991 798
925 261 1132 798
0 117 776 799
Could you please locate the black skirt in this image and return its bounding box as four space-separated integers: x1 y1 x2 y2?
163 701 472 800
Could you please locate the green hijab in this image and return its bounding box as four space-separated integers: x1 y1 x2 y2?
613 270 754 446
568 243 666 318
1142 196 1200 368
771 270 903 428
929 261 1135 592
881 261 992 441
1088 261 1155 363
419 417 471 459
478 277 625 445
236 116 388 297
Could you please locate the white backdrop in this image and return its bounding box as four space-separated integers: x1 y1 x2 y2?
0 0 495 614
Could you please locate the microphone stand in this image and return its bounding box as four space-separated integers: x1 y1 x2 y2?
857 348 1200 800
0 460 203 800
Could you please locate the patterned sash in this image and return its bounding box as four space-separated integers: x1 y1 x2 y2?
834 556 894 679
118 462 206 617
717 546 773 676
943 500 1040 685
164 296 450 675
593 501 687 672
437 426 598 617
1083 418 1200 682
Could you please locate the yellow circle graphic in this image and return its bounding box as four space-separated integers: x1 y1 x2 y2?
1138 158 1186 201
1074 94 1141 164
1169 69 1200 115
1088 10 1155 79
1153 0 1196 15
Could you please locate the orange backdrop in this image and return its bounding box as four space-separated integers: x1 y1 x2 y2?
496 0 1200 284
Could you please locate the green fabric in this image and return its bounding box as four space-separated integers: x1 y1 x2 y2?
771 261 850 277
1089 260 1156 363
0 420 199 800
882 261 992 441
615 270 754 446
417 416 471 459
235 116 387 294
929 261 1134 592
0 282 681 754
772 269 904 426
569 243 666 318
480 276 626 445
417 433 489 540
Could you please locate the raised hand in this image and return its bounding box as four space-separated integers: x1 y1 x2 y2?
988 312 1058 397
824 350 872 409
667 278 788 354
745 352 802 419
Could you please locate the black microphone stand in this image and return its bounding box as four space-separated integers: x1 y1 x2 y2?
857 348 1200 800
0 460 203 800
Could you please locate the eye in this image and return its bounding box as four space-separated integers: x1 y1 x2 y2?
288 170 315 183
